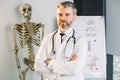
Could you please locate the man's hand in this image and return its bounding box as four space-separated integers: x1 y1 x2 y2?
44 58 51 65
69 54 78 61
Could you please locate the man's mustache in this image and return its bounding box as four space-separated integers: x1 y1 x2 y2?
60 20 70 26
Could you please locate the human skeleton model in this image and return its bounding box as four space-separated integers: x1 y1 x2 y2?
11 4 44 80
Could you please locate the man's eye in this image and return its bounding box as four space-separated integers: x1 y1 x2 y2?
65 14 70 16
58 14 63 16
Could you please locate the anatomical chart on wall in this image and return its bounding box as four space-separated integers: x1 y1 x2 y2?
73 16 106 80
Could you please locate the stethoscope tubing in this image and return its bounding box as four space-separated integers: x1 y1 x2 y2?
51 29 76 56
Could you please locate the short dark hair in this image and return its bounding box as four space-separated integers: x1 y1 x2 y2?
57 1 77 15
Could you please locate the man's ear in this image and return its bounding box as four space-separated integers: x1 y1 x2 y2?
74 15 77 20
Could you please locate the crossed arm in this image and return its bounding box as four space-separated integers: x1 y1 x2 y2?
34 35 87 76
44 54 78 65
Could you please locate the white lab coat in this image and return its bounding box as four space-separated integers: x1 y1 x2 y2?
34 28 88 80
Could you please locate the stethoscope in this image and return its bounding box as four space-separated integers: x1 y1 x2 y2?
51 29 76 58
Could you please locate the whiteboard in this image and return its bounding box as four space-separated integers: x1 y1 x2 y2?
73 16 106 79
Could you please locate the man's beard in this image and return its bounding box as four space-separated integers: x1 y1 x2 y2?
59 20 70 28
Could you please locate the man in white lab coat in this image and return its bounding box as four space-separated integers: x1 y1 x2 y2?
34 1 87 80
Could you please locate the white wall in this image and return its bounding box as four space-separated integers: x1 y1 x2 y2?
0 0 72 80
106 0 120 56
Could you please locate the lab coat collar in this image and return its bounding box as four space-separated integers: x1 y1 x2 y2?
58 27 73 37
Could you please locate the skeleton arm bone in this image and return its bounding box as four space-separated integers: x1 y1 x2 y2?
11 25 20 68
11 25 19 52
41 24 45 40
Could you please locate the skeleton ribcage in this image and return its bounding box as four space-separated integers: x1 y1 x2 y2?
15 22 42 48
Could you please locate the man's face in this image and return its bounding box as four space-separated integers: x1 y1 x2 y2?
57 6 76 30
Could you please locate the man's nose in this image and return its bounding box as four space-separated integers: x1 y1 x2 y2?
61 16 66 20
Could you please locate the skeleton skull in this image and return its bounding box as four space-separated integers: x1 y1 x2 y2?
19 4 32 18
